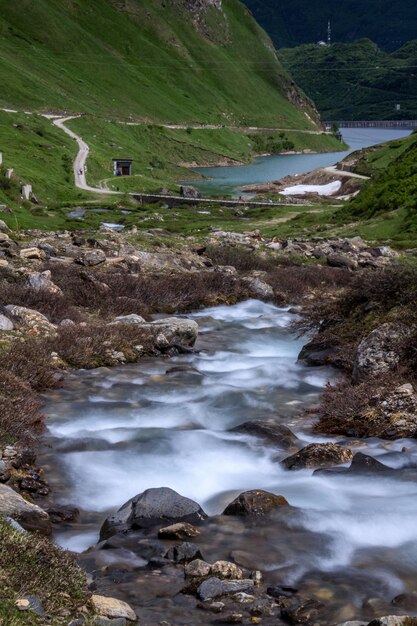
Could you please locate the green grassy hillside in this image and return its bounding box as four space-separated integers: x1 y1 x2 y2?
333 132 417 245
279 39 417 121
0 0 319 129
243 0 417 51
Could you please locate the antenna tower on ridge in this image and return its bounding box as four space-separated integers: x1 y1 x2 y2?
327 19 332 46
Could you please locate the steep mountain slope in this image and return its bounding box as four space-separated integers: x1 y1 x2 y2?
0 0 319 128
279 39 417 120
243 0 417 51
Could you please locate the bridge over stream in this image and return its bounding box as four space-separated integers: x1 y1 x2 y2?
132 193 306 208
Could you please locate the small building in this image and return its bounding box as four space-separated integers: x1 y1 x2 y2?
112 158 133 176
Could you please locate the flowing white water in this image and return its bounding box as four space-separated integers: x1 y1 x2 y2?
42 300 417 596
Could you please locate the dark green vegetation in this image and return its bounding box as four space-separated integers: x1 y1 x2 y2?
0 0 318 129
336 132 417 245
279 39 417 120
243 0 417 51
0 519 89 625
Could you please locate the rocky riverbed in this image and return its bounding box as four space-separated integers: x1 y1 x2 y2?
0 221 416 625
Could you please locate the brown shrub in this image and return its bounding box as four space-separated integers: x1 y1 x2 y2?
47 263 248 317
314 373 405 437
1 338 58 391
205 245 277 272
295 263 417 373
0 274 81 324
266 264 353 305
52 323 156 369
0 371 44 445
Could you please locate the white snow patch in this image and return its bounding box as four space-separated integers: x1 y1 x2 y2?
281 181 342 197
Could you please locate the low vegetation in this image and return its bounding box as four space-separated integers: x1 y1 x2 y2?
0 518 89 625
299 262 417 432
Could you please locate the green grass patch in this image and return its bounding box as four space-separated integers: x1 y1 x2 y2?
0 518 89 625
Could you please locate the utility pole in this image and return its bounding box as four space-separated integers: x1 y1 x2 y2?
327 19 332 46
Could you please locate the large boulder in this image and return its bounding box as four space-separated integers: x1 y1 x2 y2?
100 487 207 539
144 318 198 349
25 271 63 295
0 485 51 535
223 490 289 516
3 305 56 335
180 185 200 199
315 452 396 477
353 323 410 381
111 314 146 325
281 443 353 471
90 595 136 622
231 419 298 450
327 253 358 270
75 249 106 267
0 313 14 331
197 577 255 602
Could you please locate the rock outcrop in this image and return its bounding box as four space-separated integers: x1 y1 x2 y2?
0 485 51 535
353 323 410 380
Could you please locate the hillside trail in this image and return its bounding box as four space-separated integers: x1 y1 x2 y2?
52 116 120 194
0 107 324 204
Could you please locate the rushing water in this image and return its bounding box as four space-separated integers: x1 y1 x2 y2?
40 300 417 622
188 128 412 196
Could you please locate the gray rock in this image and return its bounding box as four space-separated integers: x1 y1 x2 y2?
327 253 358 270
315 452 396 477
180 185 201 199
76 249 106 266
242 277 274 299
90 595 136 622
335 622 367 626
26 271 62 295
353 323 410 381
0 313 14 330
0 220 10 232
368 618 414 626
15 596 45 617
185 559 211 578
4 304 56 335
223 490 289 516
0 484 51 535
100 487 207 539
142 318 198 348
158 522 200 539
211 561 244 580
197 578 255 602
38 242 58 257
59 318 76 327
164 541 203 563
111 314 146 325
